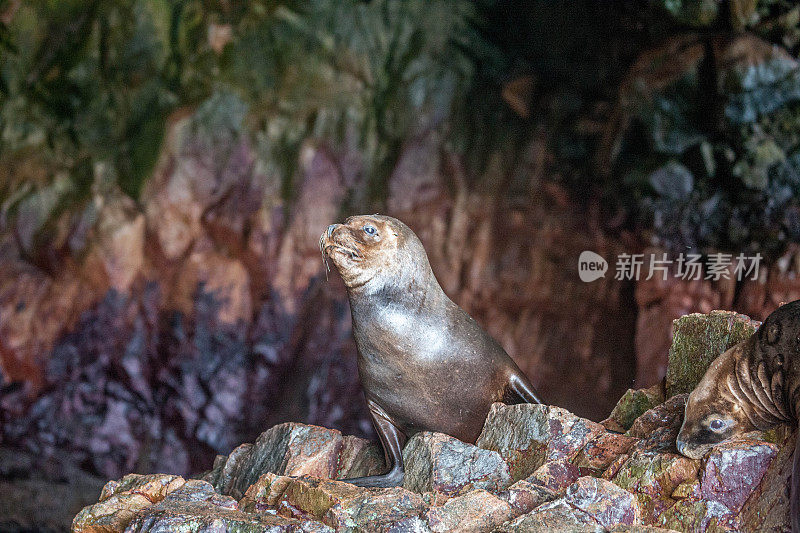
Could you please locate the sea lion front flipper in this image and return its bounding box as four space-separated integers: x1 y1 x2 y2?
792 426 800 533
507 372 542 404
343 400 406 488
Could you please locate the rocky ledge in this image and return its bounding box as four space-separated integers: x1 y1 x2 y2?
72 310 794 532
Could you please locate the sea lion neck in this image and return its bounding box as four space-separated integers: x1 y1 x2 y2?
347 266 448 313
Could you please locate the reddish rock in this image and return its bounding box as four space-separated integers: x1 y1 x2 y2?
336 435 385 480
403 432 511 496
575 431 639 473
501 479 558 516
523 458 580 494
699 440 778 513
738 428 794 531
476 403 604 481
209 423 344 498
626 395 688 453
564 476 641 529
424 489 512 532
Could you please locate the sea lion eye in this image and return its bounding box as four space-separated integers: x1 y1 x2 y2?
363 225 377 236
708 418 729 432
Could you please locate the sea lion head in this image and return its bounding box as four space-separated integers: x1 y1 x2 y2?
676 344 758 459
753 299 800 370
320 214 430 291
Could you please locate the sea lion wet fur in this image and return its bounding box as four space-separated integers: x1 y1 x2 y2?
677 300 800 531
320 214 541 487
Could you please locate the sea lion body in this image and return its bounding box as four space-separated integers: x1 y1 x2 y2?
321 214 541 487
677 300 800 531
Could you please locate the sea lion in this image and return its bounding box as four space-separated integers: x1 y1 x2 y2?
676 300 800 531
320 214 541 487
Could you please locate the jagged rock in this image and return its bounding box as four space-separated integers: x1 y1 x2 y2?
125 479 331 532
325 486 428 532
240 473 295 512
402 431 511 496
602 384 665 432
495 500 604 532
336 435 386 480
475 403 604 481
699 440 778 513
207 423 345 498
99 473 186 503
73 474 186 532
655 497 736 532
73 492 154 533
522 458 580 494
737 428 794 531
563 476 641 529
611 451 699 523
238 474 428 532
501 479 558 516
574 431 639 473
424 489 512 532
665 311 759 397
272 477 366 521
626 394 688 453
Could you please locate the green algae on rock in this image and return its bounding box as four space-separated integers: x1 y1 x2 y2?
665 311 760 398
603 384 666 432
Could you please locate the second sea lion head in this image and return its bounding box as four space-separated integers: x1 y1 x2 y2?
320 214 430 291
676 344 758 459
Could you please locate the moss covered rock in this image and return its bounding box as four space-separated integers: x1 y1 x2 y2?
665 311 760 398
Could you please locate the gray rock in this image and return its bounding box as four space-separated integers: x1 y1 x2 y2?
563 476 641 529
424 489 511 532
494 500 604 533
403 432 511 496
476 403 603 481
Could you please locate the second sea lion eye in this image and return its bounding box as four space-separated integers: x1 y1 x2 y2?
363 225 377 236
708 418 728 432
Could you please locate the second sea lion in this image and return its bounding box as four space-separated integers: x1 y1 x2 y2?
320 214 542 488
677 299 800 531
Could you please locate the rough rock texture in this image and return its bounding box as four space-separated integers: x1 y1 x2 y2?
203 422 384 499
496 500 604 532
402 431 511 496
665 311 761 397
602 384 665 433
564 476 641 529
69 307 795 532
475 403 604 481
424 489 511 532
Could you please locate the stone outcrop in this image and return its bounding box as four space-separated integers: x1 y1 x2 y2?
71 308 794 532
